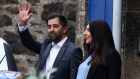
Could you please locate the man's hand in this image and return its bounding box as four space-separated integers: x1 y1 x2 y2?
18 2 32 26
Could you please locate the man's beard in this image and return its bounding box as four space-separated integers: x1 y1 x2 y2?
49 32 62 42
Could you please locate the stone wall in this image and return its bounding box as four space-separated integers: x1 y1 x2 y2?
122 0 140 79
0 0 84 73
76 0 88 52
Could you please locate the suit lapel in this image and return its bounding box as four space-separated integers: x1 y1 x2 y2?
36 43 52 76
39 43 52 69
53 40 69 68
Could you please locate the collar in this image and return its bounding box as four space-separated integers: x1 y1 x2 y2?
52 36 68 47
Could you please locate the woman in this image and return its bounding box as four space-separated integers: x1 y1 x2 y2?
76 19 121 79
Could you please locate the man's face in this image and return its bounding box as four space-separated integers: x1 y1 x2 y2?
47 17 67 44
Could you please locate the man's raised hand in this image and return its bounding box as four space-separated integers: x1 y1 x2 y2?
18 2 32 26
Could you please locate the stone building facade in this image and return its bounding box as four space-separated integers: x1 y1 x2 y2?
1 0 140 79
122 0 140 79
0 0 87 73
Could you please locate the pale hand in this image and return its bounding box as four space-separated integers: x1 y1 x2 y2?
18 2 32 26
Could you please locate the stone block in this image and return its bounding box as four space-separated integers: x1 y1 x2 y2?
67 20 76 43
0 0 18 4
6 6 19 14
41 2 63 21
63 2 77 21
0 14 12 27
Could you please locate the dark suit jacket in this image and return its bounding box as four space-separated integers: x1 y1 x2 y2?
19 29 83 79
87 50 121 79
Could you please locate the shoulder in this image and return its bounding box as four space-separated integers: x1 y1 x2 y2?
0 38 7 44
106 49 121 64
68 41 81 50
40 37 51 50
65 40 82 53
67 41 82 56
43 37 51 44
67 41 83 61
0 38 9 47
107 49 120 59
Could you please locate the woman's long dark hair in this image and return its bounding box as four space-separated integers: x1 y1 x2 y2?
83 19 117 66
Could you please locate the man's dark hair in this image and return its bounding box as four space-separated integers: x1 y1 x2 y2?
46 13 67 27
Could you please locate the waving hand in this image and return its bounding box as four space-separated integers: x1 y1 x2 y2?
18 2 32 26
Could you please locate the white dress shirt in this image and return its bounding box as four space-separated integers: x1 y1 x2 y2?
18 22 28 32
45 37 67 79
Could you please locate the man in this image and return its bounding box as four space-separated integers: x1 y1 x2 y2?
18 2 83 79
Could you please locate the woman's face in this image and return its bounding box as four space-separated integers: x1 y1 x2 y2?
83 24 92 44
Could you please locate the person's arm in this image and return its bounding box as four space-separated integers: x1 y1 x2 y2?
107 51 122 79
70 47 83 79
18 28 41 54
18 2 41 54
